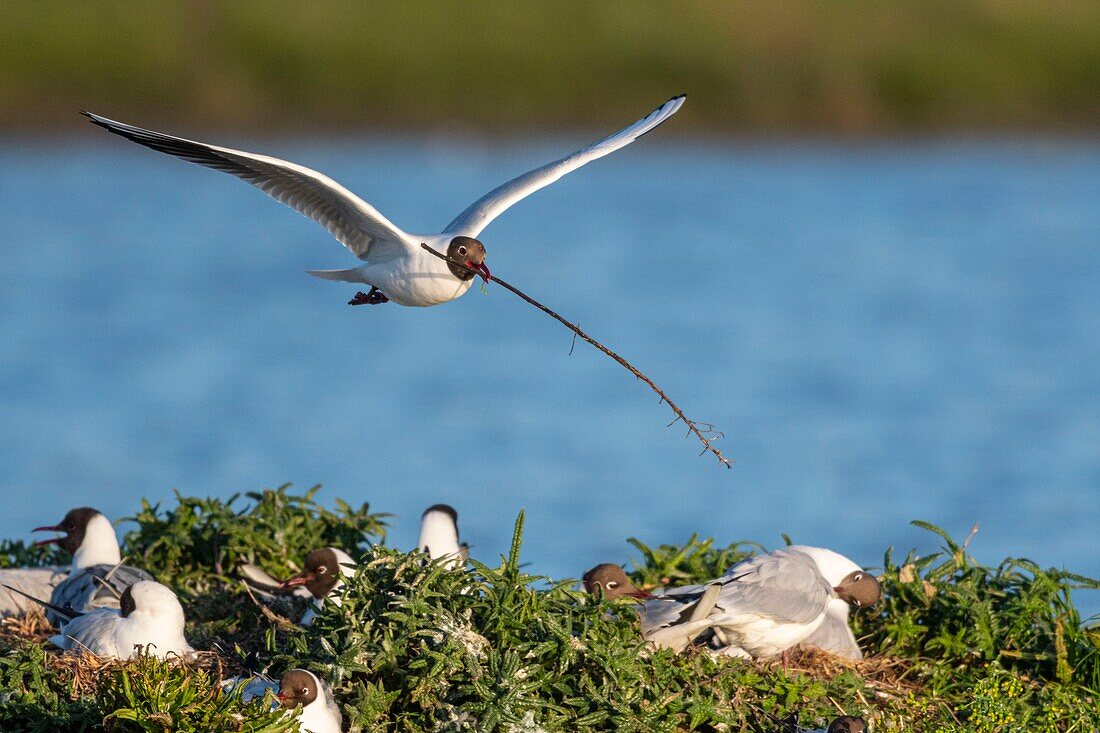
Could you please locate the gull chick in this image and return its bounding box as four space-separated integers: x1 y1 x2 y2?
280 548 356 626
49 580 193 660
32 507 154 624
418 504 468 568
82 95 684 308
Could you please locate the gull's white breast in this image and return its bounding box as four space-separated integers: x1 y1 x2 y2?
361 235 473 307
711 610 827 659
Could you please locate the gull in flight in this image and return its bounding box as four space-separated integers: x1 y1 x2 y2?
83 95 685 308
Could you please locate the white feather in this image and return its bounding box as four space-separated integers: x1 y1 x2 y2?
71 513 122 571
84 96 685 308
50 581 193 660
443 95 685 237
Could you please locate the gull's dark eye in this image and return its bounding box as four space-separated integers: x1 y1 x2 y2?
854 573 863 581
458 246 468 255
301 687 308 694
606 581 619 589
316 566 328 575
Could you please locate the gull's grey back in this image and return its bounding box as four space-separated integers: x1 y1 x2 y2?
47 563 155 625
710 549 833 624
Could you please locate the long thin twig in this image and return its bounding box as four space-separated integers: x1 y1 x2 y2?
421 243 732 468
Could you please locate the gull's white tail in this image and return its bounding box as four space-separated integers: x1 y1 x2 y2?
306 267 367 283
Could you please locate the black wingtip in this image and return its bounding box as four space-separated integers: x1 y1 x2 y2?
81 111 111 131
1 583 81 620
635 95 687 139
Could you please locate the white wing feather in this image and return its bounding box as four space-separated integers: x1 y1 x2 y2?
443 95 685 238
83 112 414 262
803 612 862 659
50 608 124 656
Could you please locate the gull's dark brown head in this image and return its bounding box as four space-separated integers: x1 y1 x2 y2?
277 668 319 709
32 507 101 554
827 715 867 733
119 585 137 618
582 563 652 600
280 548 343 599
446 236 490 283
833 570 882 609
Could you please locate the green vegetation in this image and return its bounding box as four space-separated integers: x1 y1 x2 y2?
2 1 1098 134
121 486 388 595
1 487 1097 731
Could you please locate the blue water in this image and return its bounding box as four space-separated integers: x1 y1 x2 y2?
1 136 1097 615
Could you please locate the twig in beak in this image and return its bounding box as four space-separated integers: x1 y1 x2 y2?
464 261 492 283
421 243 732 469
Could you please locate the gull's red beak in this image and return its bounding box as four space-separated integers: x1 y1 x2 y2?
627 590 654 600
465 260 492 283
279 572 313 589
32 525 63 546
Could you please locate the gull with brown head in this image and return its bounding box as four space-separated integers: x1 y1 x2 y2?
31 507 155 625
279 547 356 626
47 580 193 660
276 669 342 733
83 95 685 308
582 563 723 652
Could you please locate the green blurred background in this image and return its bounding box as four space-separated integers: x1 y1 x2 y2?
2 0 1097 135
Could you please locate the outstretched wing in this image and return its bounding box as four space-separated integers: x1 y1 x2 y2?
83 112 414 262
443 95 685 238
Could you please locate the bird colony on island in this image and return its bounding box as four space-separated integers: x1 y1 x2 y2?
2 503 875 732
1 96 878 730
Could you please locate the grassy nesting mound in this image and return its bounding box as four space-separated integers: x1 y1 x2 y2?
1 486 1097 731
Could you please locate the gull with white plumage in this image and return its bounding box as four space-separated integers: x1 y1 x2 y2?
661 546 881 661
82 95 685 308
31 507 155 625
46 580 194 660
586 546 881 662
223 668 342 733
418 504 468 568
